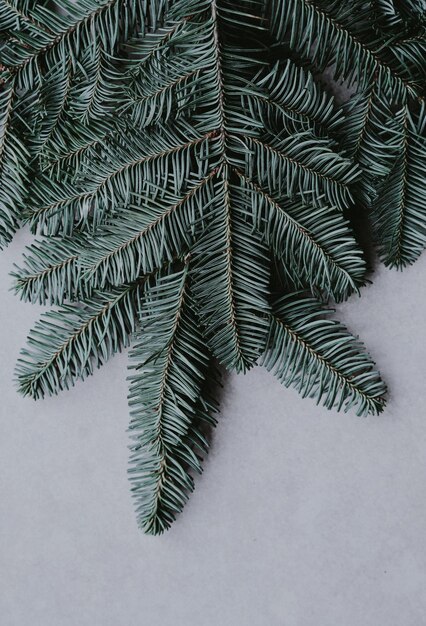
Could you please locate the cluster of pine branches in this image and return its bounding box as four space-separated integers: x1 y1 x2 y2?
0 0 425 534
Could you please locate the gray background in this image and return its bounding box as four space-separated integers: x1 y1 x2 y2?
1 228 426 626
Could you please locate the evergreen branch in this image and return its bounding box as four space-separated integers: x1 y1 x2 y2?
0 0 56 36
371 102 426 266
80 169 219 290
11 234 89 305
2 0 120 71
62 41 126 125
344 80 378 162
0 76 28 246
248 59 344 136
123 20 212 127
28 126 215 235
41 119 115 176
244 134 359 210
374 0 426 25
316 0 426 89
128 67 207 127
5 0 413 535
16 282 143 399
124 21 188 72
36 54 72 154
263 293 387 416
191 170 271 372
344 76 426 267
270 0 423 96
234 171 366 301
128 265 218 534
77 42 115 123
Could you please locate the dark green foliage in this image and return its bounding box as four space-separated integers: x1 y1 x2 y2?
128 266 218 534
11 234 90 304
270 0 426 266
264 295 386 416
16 283 143 399
0 79 29 246
2 0 424 533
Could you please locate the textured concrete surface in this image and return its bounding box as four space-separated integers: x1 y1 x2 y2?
1 227 426 626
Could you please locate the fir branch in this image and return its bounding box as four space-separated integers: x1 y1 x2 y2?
234 172 366 301
244 134 359 210
191 168 271 372
4 0 403 535
371 102 426 266
2 0 123 71
28 124 214 235
41 118 116 177
0 0 56 37
270 0 424 96
0 76 29 247
80 169 219 290
344 82 426 267
128 265 218 534
263 293 387 416
16 282 143 399
247 59 345 136
11 234 90 305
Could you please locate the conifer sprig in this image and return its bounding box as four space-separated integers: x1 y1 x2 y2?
128 265 218 534
270 0 426 267
3 0 423 532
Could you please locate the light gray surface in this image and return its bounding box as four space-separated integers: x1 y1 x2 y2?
1 228 426 626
